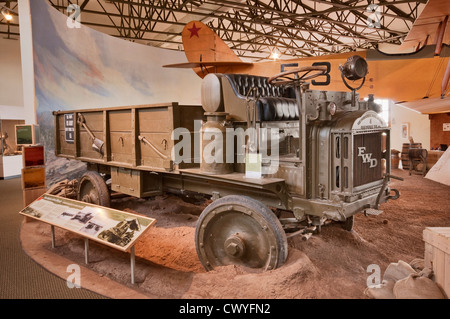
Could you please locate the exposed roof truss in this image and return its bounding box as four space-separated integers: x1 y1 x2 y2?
0 0 427 61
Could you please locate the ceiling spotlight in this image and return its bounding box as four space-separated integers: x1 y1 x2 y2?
2 10 13 21
270 48 280 60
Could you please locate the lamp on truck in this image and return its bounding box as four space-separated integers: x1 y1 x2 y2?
339 55 368 91
339 55 369 105
340 55 369 81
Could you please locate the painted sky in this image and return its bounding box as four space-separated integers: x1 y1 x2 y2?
31 0 202 117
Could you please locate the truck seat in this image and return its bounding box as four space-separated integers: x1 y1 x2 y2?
201 73 298 122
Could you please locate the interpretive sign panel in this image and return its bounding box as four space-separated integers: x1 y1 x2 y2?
19 194 156 252
64 113 75 143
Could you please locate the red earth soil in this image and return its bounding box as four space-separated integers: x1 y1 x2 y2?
28 168 450 299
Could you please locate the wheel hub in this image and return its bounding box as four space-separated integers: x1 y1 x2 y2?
81 194 92 203
81 188 98 204
77 171 110 207
224 234 245 258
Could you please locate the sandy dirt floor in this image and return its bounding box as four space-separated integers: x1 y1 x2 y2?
23 168 450 299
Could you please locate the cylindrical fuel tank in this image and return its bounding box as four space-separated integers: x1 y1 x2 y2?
200 112 234 175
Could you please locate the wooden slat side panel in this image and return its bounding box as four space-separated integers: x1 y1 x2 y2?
424 243 434 269
178 105 204 131
108 107 133 165
423 227 450 298
139 132 172 168
78 111 104 159
424 227 450 254
54 104 203 169
137 106 174 170
138 107 172 133
445 253 450 298
56 114 76 156
433 248 446 293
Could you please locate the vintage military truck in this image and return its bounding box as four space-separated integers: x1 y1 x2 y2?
53 56 401 271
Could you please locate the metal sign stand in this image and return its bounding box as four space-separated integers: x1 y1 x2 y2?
50 225 137 284
51 225 56 249
130 246 135 285
84 238 89 264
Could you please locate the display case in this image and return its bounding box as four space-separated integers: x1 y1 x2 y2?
15 124 40 146
0 119 25 178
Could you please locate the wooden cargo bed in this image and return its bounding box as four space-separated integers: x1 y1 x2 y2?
54 103 204 171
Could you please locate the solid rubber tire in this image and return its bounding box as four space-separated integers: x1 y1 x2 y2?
195 195 288 271
342 215 354 232
77 171 110 207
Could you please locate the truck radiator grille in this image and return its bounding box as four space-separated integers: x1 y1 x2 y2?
353 133 383 187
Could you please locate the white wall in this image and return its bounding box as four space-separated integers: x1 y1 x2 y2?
390 101 430 151
0 105 25 120
0 37 24 110
0 36 26 120
18 0 36 124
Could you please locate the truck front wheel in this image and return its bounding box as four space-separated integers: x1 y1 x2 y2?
195 195 288 272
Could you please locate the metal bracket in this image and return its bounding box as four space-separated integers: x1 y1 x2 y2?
138 135 168 160
293 207 305 221
245 86 260 153
387 188 400 201
211 191 220 201
375 173 404 208
77 113 105 156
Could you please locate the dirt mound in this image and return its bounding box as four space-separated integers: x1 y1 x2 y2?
184 249 318 299
135 226 203 273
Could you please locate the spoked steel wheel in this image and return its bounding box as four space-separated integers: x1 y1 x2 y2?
77 171 110 207
195 195 288 271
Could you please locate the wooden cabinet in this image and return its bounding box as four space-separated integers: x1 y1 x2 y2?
424 227 450 298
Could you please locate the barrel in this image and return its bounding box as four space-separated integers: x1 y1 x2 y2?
401 143 422 170
391 149 400 169
408 148 427 159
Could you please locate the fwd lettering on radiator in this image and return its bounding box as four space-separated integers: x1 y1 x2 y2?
358 147 378 168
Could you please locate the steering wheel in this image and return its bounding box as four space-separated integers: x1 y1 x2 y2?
267 66 328 87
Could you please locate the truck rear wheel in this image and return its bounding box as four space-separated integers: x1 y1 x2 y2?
195 195 288 272
77 171 110 207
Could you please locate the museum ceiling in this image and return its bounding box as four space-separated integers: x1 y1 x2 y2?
1 0 427 61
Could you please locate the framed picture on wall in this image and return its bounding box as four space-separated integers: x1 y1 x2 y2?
401 123 409 139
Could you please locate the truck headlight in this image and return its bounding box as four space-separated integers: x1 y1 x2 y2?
339 55 368 81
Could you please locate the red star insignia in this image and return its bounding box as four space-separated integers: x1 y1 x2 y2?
188 23 201 38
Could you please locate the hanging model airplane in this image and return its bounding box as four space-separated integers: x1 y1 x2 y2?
164 0 450 114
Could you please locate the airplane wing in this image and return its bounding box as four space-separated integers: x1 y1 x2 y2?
397 96 450 114
400 0 450 51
